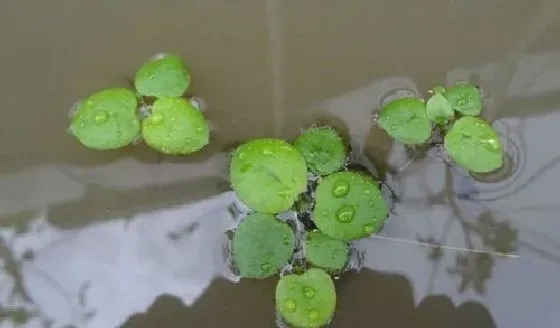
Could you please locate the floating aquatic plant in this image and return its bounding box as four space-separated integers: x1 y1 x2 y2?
377 97 431 145
313 171 389 241
445 83 482 116
134 53 191 98
68 53 210 155
444 116 504 173
142 97 209 155
226 127 391 326
304 231 349 271
275 268 336 328
232 212 296 278
375 82 505 173
294 127 346 176
229 138 308 214
426 92 454 125
69 88 140 150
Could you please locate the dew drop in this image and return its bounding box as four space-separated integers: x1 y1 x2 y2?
196 127 204 133
308 309 319 320
303 286 315 298
238 152 247 159
150 113 163 125
261 147 274 157
336 205 355 223
364 189 371 195
480 138 500 151
321 210 329 217
363 224 375 235
284 298 297 312
94 111 108 125
332 180 350 198
261 262 272 272
277 189 291 198
148 73 155 80
186 138 193 144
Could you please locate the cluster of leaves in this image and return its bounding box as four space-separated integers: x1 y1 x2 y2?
377 83 505 173
229 127 390 327
68 54 210 155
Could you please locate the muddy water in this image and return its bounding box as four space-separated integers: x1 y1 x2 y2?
2 0 560 327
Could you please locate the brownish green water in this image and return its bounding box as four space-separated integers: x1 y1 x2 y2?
2 0 560 327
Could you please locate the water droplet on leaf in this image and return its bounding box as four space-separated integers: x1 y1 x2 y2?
336 205 355 223
150 113 163 125
308 309 319 320
94 111 108 124
332 180 350 198
303 286 316 298
284 298 297 312
363 224 375 235
261 262 272 272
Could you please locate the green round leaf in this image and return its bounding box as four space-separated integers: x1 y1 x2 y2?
305 231 349 271
294 127 346 175
377 97 431 145
142 97 210 155
275 268 336 328
426 93 454 124
312 171 389 241
445 83 482 116
229 138 308 213
69 88 140 150
444 116 504 173
232 212 295 278
134 53 191 98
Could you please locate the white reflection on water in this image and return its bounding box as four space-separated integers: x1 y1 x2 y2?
0 192 239 327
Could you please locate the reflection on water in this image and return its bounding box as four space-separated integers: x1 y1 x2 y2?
2 0 560 327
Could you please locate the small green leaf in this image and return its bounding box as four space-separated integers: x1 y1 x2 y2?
229 138 308 213
444 116 504 173
445 83 482 116
141 97 210 155
232 213 295 278
275 268 336 328
426 93 454 124
294 127 346 175
134 53 191 98
69 88 140 150
377 97 431 145
312 171 389 241
305 231 349 270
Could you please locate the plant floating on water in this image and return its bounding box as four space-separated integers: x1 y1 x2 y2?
275 268 336 328
69 88 141 150
304 231 349 271
68 53 210 155
294 127 346 176
229 138 308 214
141 97 209 155
377 97 432 145
444 83 482 116
134 53 191 98
313 171 389 241
444 116 504 173
227 127 391 326
426 92 454 125
232 212 296 278
375 82 505 173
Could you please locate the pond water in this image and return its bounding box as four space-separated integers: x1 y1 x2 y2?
1 0 560 327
